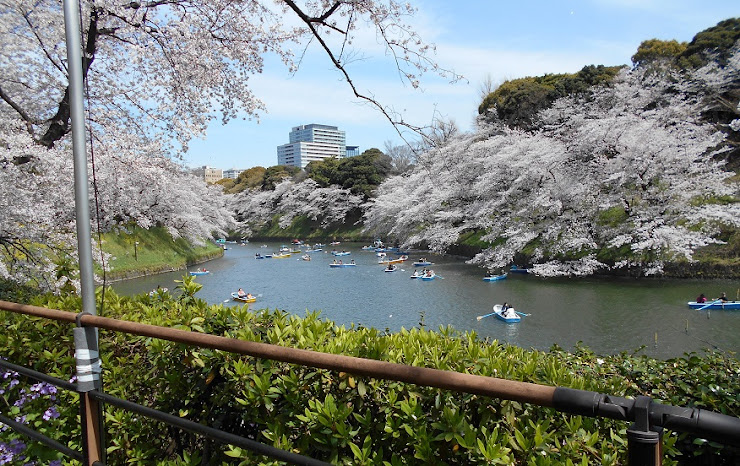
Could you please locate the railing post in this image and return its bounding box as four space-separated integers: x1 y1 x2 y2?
75 314 104 465
627 396 663 466
81 393 104 465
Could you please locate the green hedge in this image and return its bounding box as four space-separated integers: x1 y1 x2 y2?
1 280 738 464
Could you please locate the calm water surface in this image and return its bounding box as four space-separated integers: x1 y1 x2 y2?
111 242 740 359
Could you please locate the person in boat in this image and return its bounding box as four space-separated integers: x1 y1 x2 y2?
696 293 707 303
246 293 254 299
386 263 394 271
350 259 355 264
501 302 509 311
237 288 246 298
717 292 729 302
339 260 343 265
332 259 337 264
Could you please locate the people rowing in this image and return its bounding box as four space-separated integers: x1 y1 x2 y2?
501 302 517 319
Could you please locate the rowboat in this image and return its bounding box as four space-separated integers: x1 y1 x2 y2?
493 304 521 323
384 265 398 272
413 261 433 267
419 272 438 280
509 265 529 274
189 270 210 276
329 263 356 268
379 255 408 265
483 273 507 282
687 301 740 310
332 251 351 256
231 292 256 303
272 253 291 259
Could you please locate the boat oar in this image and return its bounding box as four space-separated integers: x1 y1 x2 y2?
515 311 530 317
476 311 497 320
698 300 721 311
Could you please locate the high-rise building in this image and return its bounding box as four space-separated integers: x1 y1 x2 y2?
277 124 358 168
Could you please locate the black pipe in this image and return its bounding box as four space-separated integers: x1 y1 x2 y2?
0 359 78 392
553 387 740 447
88 390 331 466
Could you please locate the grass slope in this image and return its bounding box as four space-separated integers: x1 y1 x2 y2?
100 226 222 280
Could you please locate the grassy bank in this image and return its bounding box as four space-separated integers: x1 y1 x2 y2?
100 226 222 281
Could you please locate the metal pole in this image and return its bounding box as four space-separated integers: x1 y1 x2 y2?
63 0 95 316
62 1 103 463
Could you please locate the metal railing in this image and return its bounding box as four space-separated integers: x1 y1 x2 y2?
2 299 739 465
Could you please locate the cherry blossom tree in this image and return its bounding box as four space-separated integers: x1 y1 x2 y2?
364 46 740 277
232 179 363 236
1 0 453 289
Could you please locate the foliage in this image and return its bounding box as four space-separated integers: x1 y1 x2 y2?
0 278 39 304
1 291 739 464
367 44 740 277
0 367 67 465
678 18 740 68
478 65 623 129
262 165 301 191
307 149 393 198
631 39 688 67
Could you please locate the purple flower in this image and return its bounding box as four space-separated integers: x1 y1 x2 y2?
42 407 60 421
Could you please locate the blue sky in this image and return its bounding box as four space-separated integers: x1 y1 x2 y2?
182 1 739 170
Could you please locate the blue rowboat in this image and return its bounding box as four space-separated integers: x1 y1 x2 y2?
509 265 529 274
329 263 356 268
483 273 507 282
687 301 740 310
493 304 521 323
189 270 210 276
413 261 433 267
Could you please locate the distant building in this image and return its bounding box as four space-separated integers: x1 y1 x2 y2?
193 166 223 184
277 124 358 168
345 146 360 157
223 168 244 180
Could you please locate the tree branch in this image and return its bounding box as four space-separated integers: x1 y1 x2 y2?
39 8 101 148
0 85 37 136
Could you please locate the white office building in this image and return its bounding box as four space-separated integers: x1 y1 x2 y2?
277 124 357 168
223 168 244 179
